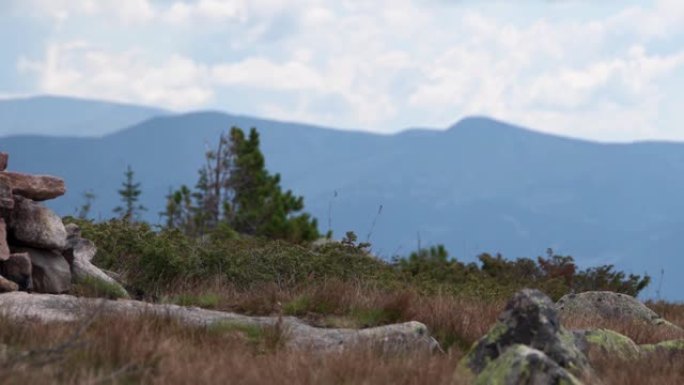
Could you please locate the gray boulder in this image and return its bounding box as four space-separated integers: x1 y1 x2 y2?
12 247 70 294
9 196 67 250
473 344 583 385
0 252 32 291
557 291 682 334
461 289 590 379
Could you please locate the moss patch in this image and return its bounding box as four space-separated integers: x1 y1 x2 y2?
585 329 640 359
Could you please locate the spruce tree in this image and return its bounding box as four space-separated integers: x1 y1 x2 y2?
226 127 319 242
114 165 146 222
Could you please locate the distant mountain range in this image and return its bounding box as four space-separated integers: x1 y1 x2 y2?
0 95 168 137
1 96 683 299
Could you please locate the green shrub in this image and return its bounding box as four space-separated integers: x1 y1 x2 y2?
64 218 650 303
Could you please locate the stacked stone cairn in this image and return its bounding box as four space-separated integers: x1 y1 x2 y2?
0 152 127 296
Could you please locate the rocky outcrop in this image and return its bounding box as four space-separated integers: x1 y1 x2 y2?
0 292 440 354
557 291 683 334
0 153 7 172
459 289 591 384
0 152 125 296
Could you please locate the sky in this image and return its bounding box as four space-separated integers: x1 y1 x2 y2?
1 0 684 142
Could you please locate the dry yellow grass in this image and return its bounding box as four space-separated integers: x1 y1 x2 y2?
1 283 683 384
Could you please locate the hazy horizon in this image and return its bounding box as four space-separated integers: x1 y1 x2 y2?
2 1 684 142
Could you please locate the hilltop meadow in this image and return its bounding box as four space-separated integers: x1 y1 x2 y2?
1 127 683 384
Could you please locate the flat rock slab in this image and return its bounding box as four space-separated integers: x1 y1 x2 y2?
1 171 65 201
0 292 440 354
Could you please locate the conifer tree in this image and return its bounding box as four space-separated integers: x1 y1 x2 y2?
114 165 146 222
225 127 319 242
162 127 319 242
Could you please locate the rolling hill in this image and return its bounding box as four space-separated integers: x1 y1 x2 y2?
0 95 169 137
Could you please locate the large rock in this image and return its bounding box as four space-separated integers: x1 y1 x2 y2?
0 152 7 171
9 196 67 249
461 289 589 379
473 344 583 385
557 291 682 333
0 218 9 261
1 171 65 201
12 247 71 294
0 252 32 291
572 328 641 360
63 223 128 298
0 174 12 210
0 292 440 354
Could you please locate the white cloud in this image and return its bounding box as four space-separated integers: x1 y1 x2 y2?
18 42 213 109
8 0 684 141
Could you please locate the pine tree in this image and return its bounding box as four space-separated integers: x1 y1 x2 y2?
226 127 319 242
114 165 146 222
161 127 319 242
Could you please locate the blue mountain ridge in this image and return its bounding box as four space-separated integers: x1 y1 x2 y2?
2 104 683 300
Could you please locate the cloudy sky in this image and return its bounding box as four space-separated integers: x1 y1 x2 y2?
2 0 684 141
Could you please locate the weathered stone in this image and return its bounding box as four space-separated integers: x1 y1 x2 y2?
557 291 683 335
1 171 65 201
573 329 640 360
0 174 12 210
63 224 128 298
0 152 7 171
0 292 440 354
12 247 71 294
0 252 32 291
473 345 584 385
461 289 589 378
9 196 67 249
0 218 8 261
0 274 18 292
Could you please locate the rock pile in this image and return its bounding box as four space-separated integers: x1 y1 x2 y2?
0 152 126 296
